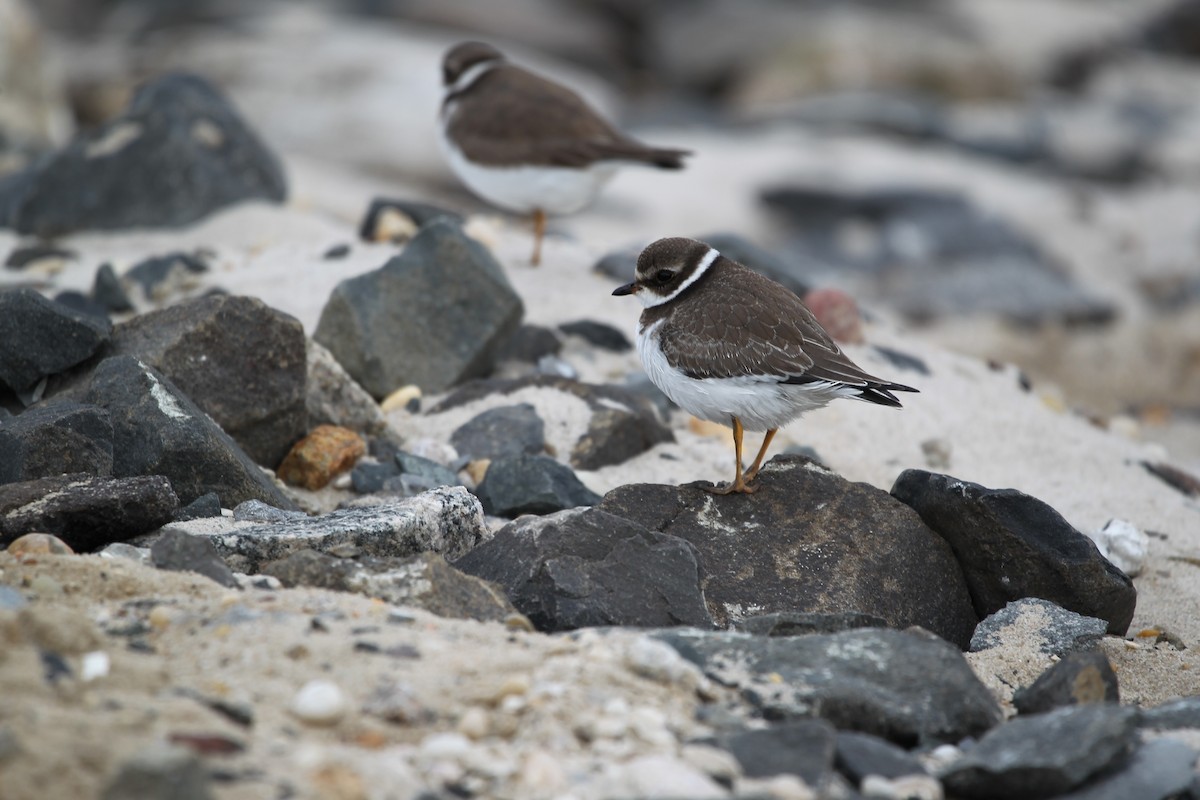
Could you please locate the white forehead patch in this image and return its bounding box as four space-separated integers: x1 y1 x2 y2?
638 247 720 308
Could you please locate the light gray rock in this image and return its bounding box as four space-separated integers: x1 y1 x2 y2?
305 339 387 436
971 598 1108 657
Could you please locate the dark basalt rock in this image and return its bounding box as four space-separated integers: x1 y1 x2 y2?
940 704 1139 800
720 720 837 787
92 263 135 314
260 549 516 622
1013 651 1120 716
150 528 238 588
600 455 978 648
453 508 713 632
0 401 114 483
1051 738 1197 800
0 473 178 552
0 288 112 398
84 355 297 510
654 626 1002 746
124 252 209 300
109 294 307 468
834 731 928 784
495 325 562 364
474 454 601 518
315 219 523 397
558 319 632 352
0 72 286 238
736 611 889 637
891 470 1137 635
174 492 222 521
450 403 545 461
358 198 462 242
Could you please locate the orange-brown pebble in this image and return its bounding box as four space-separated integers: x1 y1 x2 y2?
6 533 75 556
277 425 366 490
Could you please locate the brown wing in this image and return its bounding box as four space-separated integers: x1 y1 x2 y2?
655 263 893 389
448 66 688 168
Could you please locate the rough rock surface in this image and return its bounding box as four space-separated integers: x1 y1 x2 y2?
83 355 295 510
197 487 485 573
1012 651 1120 715
0 401 114 483
314 220 523 397
261 549 517 622
719 719 837 787
305 339 386 436
109 294 307 468
454 507 713 632
474 454 602 518
600 455 978 647
971 598 1109 657
892 470 1137 635
655 626 1002 746
149 528 238 588
0 473 178 551
449 403 546 461
0 72 286 237
0 288 111 398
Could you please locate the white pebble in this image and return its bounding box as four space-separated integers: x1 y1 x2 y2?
80 651 110 682
610 755 728 799
862 774 943 800
1088 518 1149 577
420 732 472 760
737 774 816 800
458 707 490 740
624 636 702 687
290 679 348 726
518 750 567 795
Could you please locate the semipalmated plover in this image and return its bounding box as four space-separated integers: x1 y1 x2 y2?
438 42 690 266
613 237 918 494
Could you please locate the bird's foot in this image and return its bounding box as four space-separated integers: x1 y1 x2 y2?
704 480 758 495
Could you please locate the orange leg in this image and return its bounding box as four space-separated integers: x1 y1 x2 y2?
743 428 778 484
531 208 546 266
705 417 757 495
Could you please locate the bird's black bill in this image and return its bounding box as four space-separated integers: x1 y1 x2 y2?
612 282 636 296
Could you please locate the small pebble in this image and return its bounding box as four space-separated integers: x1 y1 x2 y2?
381 384 422 413
1088 518 1148 577
861 774 943 800
99 543 150 565
290 679 348 726
7 533 74 556
80 651 110 682
518 749 568 794
624 635 701 687
457 707 490 740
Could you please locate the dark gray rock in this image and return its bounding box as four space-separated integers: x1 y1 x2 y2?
450 403 545 461
1138 696 1200 730
558 319 632 352
1013 651 1120 715
0 474 178 552
654 627 1001 746
601 455 978 648
761 186 1114 325
1056 738 1197 800
92 263 134 313
99 743 213 800
396 451 460 489
84 355 296 509
305 340 387 437
972 598 1109 657
203 487 484 573
358 197 463 242
0 288 112 397
940 705 1139 799
351 461 401 494
109 294 307 468
475 454 601 517
872 344 931 376
737 611 889 637
150 529 238 588
434 375 673 470
124 252 209 300
0 402 113 483
453 507 712 632
53 290 111 323
892 470 1136 635
174 492 222 521
494 324 562 364
261 549 517 622
0 72 286 238
721 720 837 787
4 244 76 270
314 220 523 397
835 731 927 785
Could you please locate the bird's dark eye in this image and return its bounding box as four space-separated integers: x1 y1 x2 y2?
655 269 675 283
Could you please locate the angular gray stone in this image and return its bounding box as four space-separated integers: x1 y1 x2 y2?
1138 696 1200 731
475 454 602 517
92 263 134 314
654 627 1002 746
0 402 113 483
892 470 1137 635
150 529 238 588
835 731 927 784
971 598 1109 656
940 705 1139 799
396 451 460 489
261 549 517 622
174 492 222 521
721 720 837 787
450 403 545 461
1055 738 1197 800
1 72 286 238
305 339 387 437
0 473 178 552
0 288 111 396
601 456 978 648
1013 651 1120 716
558 319 632 352
100 743 213 800
203 487 484 573
314 220 523 397
453 507 713 632
110 294 307 468
84 355 296 510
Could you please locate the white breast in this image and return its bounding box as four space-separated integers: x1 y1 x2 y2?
637 318 853 432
